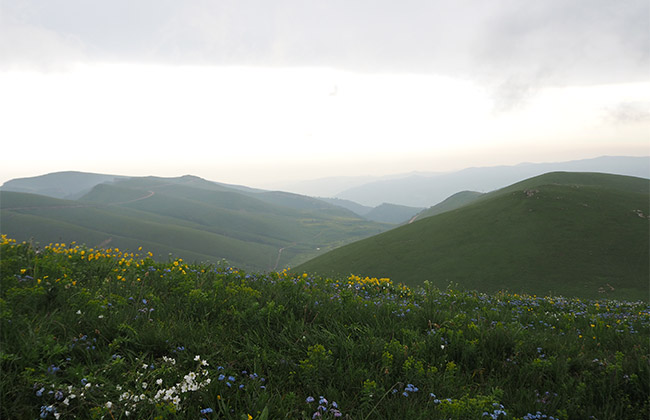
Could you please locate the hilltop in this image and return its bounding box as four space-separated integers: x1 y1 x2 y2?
297 172 650 301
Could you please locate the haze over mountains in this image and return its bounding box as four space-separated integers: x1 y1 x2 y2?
277 156 650 207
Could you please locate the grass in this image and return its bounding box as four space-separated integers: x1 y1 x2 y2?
297 173 650 301
1 235 648 419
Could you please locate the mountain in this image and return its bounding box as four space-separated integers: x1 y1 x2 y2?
334 156 650 207
297 172 650 301
363 203 425 224
318 198 423 224
0 171 128 199
0 174 390 271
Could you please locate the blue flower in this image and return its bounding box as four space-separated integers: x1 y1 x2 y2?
306 396 315 403
200 407 213 414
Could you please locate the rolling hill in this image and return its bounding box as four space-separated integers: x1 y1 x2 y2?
297 172 650 301
0 175 390 271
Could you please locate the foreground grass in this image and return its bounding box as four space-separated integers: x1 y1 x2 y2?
1 235 648 419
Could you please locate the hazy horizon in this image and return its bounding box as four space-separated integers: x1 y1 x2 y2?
2 1 648 190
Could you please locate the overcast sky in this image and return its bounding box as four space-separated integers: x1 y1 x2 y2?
1 0 648 189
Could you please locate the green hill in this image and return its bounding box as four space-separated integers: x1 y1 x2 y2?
0 175 390 271
297 172 650 301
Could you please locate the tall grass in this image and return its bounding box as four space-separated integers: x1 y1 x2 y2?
1 235 648 419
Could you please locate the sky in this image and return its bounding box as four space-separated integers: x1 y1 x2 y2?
1 0 648 190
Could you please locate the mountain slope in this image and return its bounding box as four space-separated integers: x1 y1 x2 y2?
1 176 390 270
297 172 650 301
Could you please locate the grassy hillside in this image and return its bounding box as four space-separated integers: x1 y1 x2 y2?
297 172 650 301
0 176 390 270
2 236 648 419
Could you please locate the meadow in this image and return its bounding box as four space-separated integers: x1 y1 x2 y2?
1 235 648 419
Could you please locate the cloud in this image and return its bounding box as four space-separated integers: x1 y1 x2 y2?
605 102 650 125
1 0 647 87
0 17 87 71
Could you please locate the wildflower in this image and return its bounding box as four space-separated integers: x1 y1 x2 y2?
306 396 315 403
156 378 163 385
200 408 214 414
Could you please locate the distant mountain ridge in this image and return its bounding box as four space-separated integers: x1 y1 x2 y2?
297 172 650 301
333 156 650 207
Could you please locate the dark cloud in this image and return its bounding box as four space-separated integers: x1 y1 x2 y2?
1 0 647 86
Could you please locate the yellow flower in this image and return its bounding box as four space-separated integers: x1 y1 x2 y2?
247 415 252 420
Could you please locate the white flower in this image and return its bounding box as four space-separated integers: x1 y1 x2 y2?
105 401 113 409
156 378 163 385
76 310 82 315
142 382 148 389
98 315 104 319
85 383 91 389
125 411 130 416
194 355 201 361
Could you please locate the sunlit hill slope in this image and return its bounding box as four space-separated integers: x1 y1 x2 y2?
297 172 650 301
